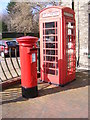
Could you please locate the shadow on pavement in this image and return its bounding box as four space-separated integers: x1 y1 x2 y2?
39 70 88 97
2 70 89 104
2 96 27 105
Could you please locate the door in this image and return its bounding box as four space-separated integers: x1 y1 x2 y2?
42 21 59 83
65 18 76 79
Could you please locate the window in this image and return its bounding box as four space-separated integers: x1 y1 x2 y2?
45 22 55 28
43 22 58 75
6 41 17 46
66 21 76 74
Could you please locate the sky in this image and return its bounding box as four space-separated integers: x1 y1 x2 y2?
0 0 10 14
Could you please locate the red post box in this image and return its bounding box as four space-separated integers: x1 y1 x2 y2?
39 6 76 86
17 36 38 98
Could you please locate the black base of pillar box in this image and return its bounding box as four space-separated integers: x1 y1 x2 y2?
22 86 38 98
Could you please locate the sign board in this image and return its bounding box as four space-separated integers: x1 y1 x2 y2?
32 53 36 62
64 12 73 18
42 11 60 18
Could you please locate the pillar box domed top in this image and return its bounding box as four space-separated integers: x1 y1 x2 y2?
17 36 38 47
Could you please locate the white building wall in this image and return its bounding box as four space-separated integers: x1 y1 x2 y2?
61 0 89 67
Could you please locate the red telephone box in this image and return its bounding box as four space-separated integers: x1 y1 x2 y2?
39 6 76 86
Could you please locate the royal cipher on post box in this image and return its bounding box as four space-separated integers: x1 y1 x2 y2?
39 6 76 86
17 36 38 98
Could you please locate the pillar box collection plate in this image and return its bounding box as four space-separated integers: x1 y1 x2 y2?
17 36 38 98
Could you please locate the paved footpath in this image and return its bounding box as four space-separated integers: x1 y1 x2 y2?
1 70 88 118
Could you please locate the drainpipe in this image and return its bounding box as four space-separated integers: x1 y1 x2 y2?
77 1 80 67
72 0 74 10
88 2 90 58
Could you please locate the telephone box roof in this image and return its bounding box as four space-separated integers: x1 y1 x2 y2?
39 6 75 15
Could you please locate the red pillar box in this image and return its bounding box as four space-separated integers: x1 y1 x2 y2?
17 36 38 98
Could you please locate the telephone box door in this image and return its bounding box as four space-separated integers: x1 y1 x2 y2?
41 21 60 84
64 18 76 83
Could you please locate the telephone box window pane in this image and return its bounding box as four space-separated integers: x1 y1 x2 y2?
45 22 55 28
68 29 71 35
56 63 58 68
68 36 69 42
56 29 57 34
46 69 55 75
45 36 55 42
49 36 55 42
56 22 57 27
45 36 49 41
71 22 75 26
56 57 58 62
43 56 45 61
43 23 44 28
43 50 45 54
46 63 55 68
56 43 58 48
45 36 57 42
71 29 74 35
46 43 55 48
43 30 44 35
68 22 73 28
56 50 58 55
56 36 58 41
46 56 55 61
46 50 55 55
45 29 55 35
43 62 45 67
56 70 58 75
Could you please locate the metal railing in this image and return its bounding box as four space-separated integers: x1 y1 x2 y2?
0 46 21 82
0 46 40 82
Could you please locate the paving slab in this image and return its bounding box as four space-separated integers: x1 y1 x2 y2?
1 70 88 118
